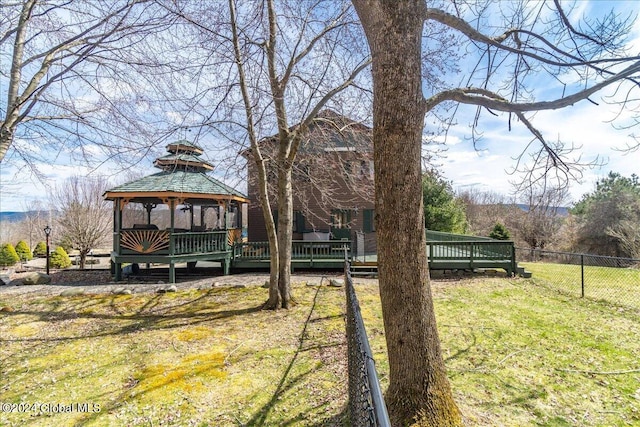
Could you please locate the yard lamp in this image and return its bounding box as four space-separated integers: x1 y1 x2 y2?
44 225 51 275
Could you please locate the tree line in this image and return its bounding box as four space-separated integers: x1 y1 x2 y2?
424 171 640 260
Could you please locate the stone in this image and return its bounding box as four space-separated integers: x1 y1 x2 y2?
0 274 11 286
233 284 247 289
261 281 269 288
60 288 85 297
329 279 344 288
112 288 132 295
157 285 177 293
212 282 221 287
22 272 52 286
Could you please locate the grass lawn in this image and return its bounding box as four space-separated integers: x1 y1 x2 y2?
1 277 639 426
521 261 640 310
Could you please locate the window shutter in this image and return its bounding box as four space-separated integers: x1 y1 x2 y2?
363 209 375 232
294 211 305 232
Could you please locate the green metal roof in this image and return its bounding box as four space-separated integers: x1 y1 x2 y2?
105 170 248 200
168 140 202 151
154 153 214 170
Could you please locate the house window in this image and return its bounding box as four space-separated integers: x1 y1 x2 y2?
363 209 375 232
331 209 353 228
331 209 353 240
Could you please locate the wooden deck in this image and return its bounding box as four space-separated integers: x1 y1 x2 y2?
232 240 350 271
231 236 521 276
111 230 526 282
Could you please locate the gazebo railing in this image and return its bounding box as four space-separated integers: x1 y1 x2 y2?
117 229 230 256
172 231 228 255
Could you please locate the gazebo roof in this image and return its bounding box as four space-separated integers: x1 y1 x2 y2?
104 140 248 204
104 170 248 203
167 139 204 154
154 153 214 171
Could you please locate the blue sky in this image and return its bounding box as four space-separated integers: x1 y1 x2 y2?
1 0 639 212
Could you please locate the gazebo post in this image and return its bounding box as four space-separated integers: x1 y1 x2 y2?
169 198 176 283
113 198 123 281
144 203 155 226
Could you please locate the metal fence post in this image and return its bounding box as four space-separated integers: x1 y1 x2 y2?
581 254 585 298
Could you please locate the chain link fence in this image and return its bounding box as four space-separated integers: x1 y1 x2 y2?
516 248 640 310
344 257 390 427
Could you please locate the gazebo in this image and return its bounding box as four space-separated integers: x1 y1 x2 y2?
104 140 249 283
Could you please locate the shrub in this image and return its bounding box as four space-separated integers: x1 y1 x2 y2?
15 240 32 261
0 243 20 266
56 235 74 254
50 246 72 269
489 222 511 240
32 241 47 257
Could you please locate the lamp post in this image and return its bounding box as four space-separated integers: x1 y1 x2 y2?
44 225 51 275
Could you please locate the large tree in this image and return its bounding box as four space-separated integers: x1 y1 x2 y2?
422 171 467 233
167 0 370 308
353 0 640 425
572 172 640 257
0 0 175 166
513 180 570 251
51 176 112 269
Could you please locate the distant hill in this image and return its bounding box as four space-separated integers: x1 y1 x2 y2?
515 204 570 216
0 211 50 222
0 212 27 222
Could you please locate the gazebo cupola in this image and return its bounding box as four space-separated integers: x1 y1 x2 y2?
153 140 214 172
104 140 249 282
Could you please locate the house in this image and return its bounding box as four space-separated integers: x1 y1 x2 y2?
244 110 377 255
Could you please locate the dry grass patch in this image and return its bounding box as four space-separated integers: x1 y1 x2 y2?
0 283 349 426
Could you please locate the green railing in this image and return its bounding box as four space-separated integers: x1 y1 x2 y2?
118 229 229 256
426 230 494 242
171 231 228 255
234 240 351 261
427 240 516 273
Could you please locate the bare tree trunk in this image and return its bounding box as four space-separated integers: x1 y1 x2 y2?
276 164 294 308
229 0 280 306
0 0 36 162
353 1 463 425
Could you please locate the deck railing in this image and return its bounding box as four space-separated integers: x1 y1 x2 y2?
427 240 516 272
171 231 228 255
426 230 494 242
234 240 351 260
117 229 229 255
428 240 514 259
